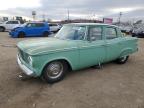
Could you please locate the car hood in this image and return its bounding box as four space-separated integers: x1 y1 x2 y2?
12 27 23 31
17 37 78 56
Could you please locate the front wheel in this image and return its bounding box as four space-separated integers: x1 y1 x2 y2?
116 56 129 64
42 61 68 83
18 32 25 38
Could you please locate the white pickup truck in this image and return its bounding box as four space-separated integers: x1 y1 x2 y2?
0 20 21 32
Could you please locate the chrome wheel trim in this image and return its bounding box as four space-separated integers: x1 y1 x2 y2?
120 56 127 62
46 62 63 79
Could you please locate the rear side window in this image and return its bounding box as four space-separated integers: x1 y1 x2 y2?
89 27 102 41
36 23 45 27
105 27 117 39
6 21 19 24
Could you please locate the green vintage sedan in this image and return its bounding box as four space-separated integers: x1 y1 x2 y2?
17 23 138 83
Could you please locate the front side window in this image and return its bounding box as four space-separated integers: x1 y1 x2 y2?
55 25 86 40
105 27 117 39
6 21 18 24
36 23 44 27
89 27 102 41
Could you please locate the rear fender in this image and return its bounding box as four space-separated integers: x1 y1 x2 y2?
119 48 133 57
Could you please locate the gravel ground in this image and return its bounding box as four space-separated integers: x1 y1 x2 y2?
0 32 144 108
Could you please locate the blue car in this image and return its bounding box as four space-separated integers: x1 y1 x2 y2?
9 22 50 38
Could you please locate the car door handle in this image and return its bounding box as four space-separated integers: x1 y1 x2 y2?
100 44 106 46
100 44 110 46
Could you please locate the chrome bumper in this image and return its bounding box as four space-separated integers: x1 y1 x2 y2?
17 55 34 76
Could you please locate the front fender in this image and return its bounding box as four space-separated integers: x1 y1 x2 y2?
33 51 79 76
46 56 72 66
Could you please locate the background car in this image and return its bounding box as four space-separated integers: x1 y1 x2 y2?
49 23 62 33
132 27 144 38
9 22 50 38
0 20 21 32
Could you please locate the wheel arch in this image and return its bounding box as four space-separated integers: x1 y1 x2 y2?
18 31 26 36
0 26 5 28
40 58 73 76
19 31 25 34
0 26 5 30
119 48 133 57
42 30 50 34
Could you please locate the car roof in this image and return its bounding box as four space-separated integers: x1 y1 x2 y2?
64 23 118 27
28 22 45 24
6 20 19 21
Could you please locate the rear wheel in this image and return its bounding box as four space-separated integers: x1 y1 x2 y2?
116 56 129 64
43 32 49 37
18 32 25 38
0 27 5 32
42 61 68 83
132 34 136 37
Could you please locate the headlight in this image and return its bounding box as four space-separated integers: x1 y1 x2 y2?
28 56 33 66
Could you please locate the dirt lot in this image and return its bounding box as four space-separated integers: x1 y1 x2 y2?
0 32 144 108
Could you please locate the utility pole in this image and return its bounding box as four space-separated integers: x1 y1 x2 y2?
67 9 70 21
118 12 122 26
42 14 45 22
32 11 36 21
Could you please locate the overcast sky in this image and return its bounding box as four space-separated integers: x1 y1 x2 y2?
0 0 144 21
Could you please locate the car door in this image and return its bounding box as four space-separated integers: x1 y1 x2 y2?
5 21 19 30
104 27 122 62
78 26 106 68
25 23 40 36
35 23 45 35
5 21 12 30
11 21 20 29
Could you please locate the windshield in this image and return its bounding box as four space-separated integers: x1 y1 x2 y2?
55 25 86 40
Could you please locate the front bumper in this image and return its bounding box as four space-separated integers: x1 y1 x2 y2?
17 55 35 76
9 31 18 38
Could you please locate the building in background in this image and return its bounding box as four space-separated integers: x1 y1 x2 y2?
103 18 113 24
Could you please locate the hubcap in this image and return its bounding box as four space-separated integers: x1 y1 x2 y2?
120 56 127 62
46 62 63 79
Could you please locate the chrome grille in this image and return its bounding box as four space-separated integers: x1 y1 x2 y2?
18 49 29 63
